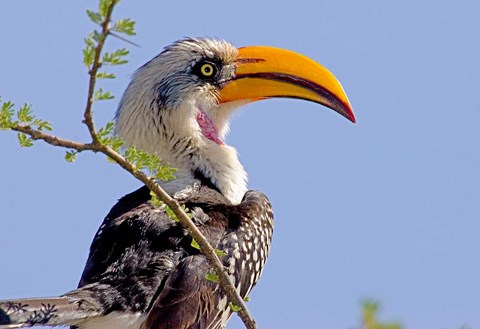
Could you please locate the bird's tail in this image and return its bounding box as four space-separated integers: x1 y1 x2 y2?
0 293 102 328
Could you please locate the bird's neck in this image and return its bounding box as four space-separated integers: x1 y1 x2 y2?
116 108 247 204
116 86 248 204
158 136 247 205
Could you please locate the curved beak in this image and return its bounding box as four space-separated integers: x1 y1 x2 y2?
219 46 355 123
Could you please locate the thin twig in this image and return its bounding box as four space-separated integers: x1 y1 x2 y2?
83 1 116 141
12 125 96 152
108 31 141 48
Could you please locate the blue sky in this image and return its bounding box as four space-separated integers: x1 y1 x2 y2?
1 1 479 328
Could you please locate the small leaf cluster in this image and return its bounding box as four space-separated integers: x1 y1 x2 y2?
149 191 164 208
190 239 227 257
205 272 220 283
149 191 191 221
362 299 402 329
1 100 52 131
0 99 15 130
164 203 183 222
125 146 176 181
229 302 242 313
112 18 136 36
63 121 122 163
96 121 177 187
0 99 52 147
84 1 134 70
83 34 97 68
65 150 78 163
86 0 119 25
84 0 136 102
99 0 119 17
94 88 114 101
97 121 124 151
102 48 129 66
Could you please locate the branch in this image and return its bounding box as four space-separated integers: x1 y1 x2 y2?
83 4 257 327
12 125 96 152
102 146 257 328
83 0 116 141
3 1 257 328
10 122 256 328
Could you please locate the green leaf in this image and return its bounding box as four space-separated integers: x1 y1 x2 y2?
83 49 95 68
17 133 33 147
229 302 242 313
92 30 102 43
205 272 219 283
33 118 53 131
109 136 124 151
96 71 116 79
149 191 163 207
17 103 34 124
83 35 96 68
65 150 78 163
214 249 227 257
86 9 103 24
243 296 250 302
148 189 191 222
124 146 176 182
98 121 115 137
182 205 193 219
155 165 177 182
97 122 125 152
166 204 190 222
94 88 114 101
361 299 403 329
98 0 111 18
0 99 15 129
191 239 200 250
102 48 129 66
112 18 136 36
165 205 179 222
1 100 52 132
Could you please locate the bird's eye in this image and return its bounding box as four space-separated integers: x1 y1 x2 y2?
200 63 215 77
193 61 219 80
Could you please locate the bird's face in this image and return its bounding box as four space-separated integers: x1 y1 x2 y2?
149 39 240 144
116 39 238 153
116 38 354 151
115 38 354 203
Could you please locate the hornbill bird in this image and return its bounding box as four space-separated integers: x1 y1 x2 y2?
0 38 354 329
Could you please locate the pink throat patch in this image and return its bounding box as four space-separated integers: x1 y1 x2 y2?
196 110 224 145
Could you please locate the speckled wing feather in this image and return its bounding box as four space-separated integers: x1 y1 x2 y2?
141 190 274 329
1 185 273 329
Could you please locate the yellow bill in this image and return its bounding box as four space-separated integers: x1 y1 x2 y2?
220 46 355 123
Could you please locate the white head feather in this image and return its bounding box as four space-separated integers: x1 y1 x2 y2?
115 38 247 204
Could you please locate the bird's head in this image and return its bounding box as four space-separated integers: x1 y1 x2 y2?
116 37 354 204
